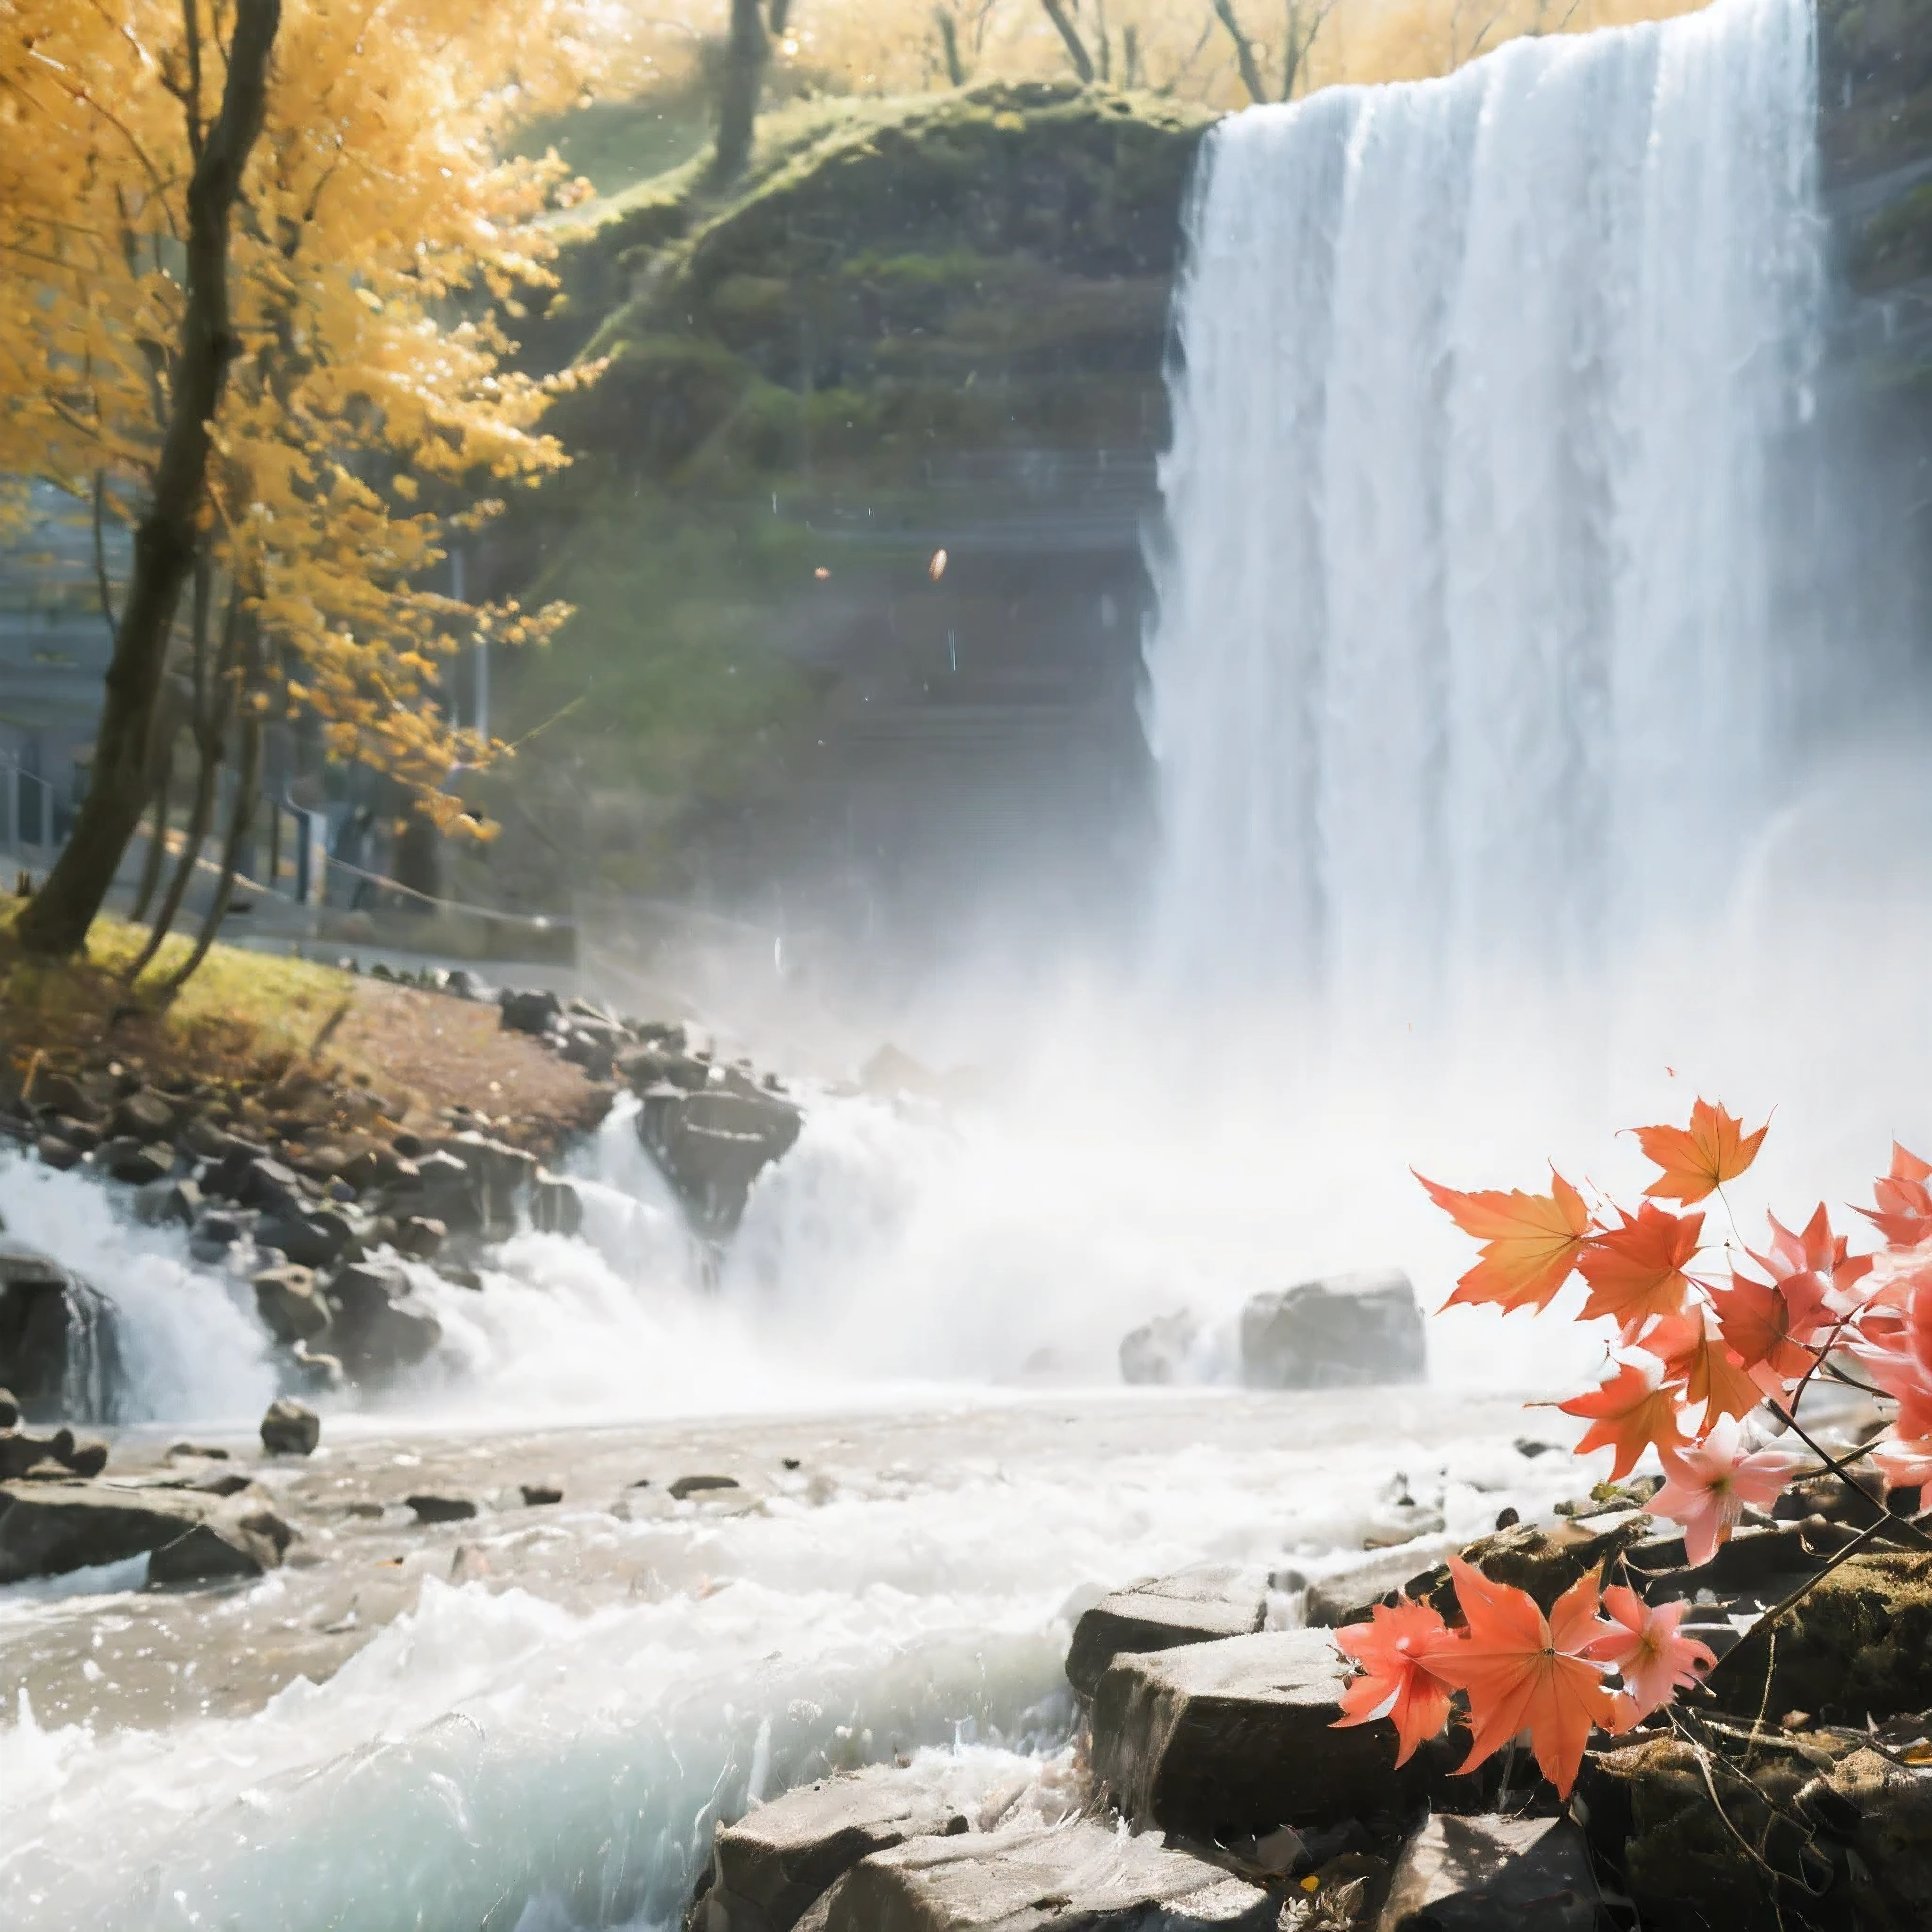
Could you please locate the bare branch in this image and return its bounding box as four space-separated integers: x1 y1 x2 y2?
1039 0 1096 83
1211 0 1269 104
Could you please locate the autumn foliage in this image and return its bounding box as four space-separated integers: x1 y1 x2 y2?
1336 1101 1932 1799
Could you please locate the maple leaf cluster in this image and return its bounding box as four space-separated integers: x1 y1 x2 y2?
1333 1100 1932 1797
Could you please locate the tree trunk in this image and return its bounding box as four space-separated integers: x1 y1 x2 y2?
712 0 768 184
1040 0 1097 82
128 734 177 925
125 734 224 981
936 8 968 85
1211 0 1269 104
15 0 281 957
163 711 262 990
768 0 792 31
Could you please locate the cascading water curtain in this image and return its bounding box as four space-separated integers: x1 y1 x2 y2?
1142 0 1822 1039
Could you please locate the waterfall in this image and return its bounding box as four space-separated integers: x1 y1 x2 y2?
1142 0 1822 1033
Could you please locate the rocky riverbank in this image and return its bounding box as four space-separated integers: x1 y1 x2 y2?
688 1446 1932 1932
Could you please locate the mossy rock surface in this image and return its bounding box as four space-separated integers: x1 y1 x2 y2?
1710 1551 1932 1725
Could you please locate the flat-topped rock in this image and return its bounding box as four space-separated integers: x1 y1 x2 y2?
1377 1815 1599 1932
1091 1629 1406 1837
1065 1564 1268 1697
0 1480 211 1582
702 1766 973 1932
821 1821 1275 1932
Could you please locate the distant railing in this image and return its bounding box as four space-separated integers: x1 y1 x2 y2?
0 760 59 858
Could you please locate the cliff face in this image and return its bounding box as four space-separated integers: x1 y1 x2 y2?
488 86 1213 959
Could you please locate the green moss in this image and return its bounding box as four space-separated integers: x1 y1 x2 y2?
1710 1552 1932 1724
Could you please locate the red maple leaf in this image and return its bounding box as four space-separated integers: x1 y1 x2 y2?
1577 1203 1703 1335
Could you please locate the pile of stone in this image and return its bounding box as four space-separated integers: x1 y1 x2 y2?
688 1482 1932 1932
0 1086 589 1405
0 1387 294 1588
613 1027 802 1240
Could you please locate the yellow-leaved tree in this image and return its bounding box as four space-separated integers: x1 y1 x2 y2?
0 1 608 966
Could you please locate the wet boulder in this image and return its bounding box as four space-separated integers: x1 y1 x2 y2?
1091 1629 1407 1837
637 1083 803 1237
499 987 562 1036
147 1502 293 1585
0 1480 211 1582
0 1241 120 1422
1377 1814 1599 1931
254 1265 331 1345
531 1170 584 1237
702 1766 974 1932
1065 1563 1268 1698
323 1261 442 1378
821 1821 1276 1932
1239 1269 1426 1390
260 1397 321 1456
1118 1310 1200 1386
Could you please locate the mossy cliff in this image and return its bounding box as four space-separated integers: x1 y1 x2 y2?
490 85 1215 917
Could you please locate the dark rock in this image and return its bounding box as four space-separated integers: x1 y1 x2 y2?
341 1146 404 1193
0 1240 119 1421
0 1387 16 1431
443 1131 535 1228
132 1177 202 1227
637 1085 804 1238
34 1133 82 1171
1065 1563 1267 1698
59 1435 108 1479
1304 1542 1460 1629
617 1043 710 1093
324 1261 442 1377
406 1493 477 1524
702 1766 973 1932
251 1207 351 1271
403 1148 485 1233
147 1503 292 1586
670 1474 741 1500
188 1210 249 1264
166 1441 230 1459
499 987 562 1035
821 1821 1275 1932
259 1397 321 1456
0 1480 211 1582
0 1431 65 1480
1396 1511 1656 1623
1091 1629 1407 1836
92 1137 174 1185
50 1115 101 1153
1240 1269 1426 1390
530 1171 583 1236
1377 1814 1599 1932
520 1482 563 1507
1118 1310 1200 1386
181 1116 242 1160
111 1089 177 1141
33 1073 101 1124
396 1216 446 1260
253 1266 331 1345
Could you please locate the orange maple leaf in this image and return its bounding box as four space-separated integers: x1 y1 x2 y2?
1860 1143 1932 1250
1649 1309 1764 1432
1633 1099 1767 1205
1331 1596 1460 1765
1577 1204 1703 1335
1424 1557 1618 1799
1416 1170 1592 1316
1557 1357 1689 1479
